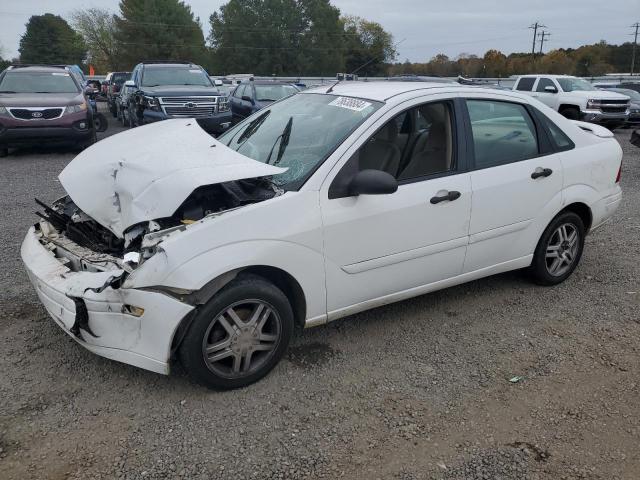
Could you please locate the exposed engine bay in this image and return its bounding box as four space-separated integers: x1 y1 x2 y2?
35 177 282 260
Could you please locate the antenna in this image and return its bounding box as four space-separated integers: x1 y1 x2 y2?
349 38 406 76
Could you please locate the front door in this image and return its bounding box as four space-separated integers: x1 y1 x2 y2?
320 99 472 317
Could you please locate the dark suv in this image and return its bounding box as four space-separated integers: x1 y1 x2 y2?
122 62 231 134
0 65 95 156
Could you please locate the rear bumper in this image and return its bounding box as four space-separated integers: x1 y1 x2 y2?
21 226 194 375
143 109 232 134
590 187 622 232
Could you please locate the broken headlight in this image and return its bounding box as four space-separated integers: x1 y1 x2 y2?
144 96 161 111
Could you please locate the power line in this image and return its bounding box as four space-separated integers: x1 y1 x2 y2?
631 22 639 75
538 31 550 54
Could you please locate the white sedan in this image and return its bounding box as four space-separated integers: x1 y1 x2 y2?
21 82 623 389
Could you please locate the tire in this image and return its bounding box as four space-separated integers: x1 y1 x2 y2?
125 105 135 128
179 275 294 390
109 101 117 118
559 107 581 121
93 112 108 132
0 146 8 157
529 211 585 286
77 129 97 150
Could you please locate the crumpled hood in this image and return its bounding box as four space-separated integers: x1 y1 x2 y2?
59 119 286 238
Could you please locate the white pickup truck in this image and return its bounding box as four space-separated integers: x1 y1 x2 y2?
513 75 630 128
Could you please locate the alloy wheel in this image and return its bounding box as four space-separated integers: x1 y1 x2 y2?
201 300 281 378
545 223 580 277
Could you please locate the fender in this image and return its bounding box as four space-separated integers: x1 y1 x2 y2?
128 239 327 323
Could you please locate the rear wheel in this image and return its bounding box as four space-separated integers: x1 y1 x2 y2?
559 106 581 121
179 275 294 390
529 211 585 285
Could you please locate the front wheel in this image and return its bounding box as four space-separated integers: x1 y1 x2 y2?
179 275 294 390
529 211 585 285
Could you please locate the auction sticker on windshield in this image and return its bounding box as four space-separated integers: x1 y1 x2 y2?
328 96 372 112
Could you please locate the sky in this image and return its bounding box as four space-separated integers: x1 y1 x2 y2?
1 0 639 63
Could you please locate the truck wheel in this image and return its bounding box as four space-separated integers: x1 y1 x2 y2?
559 107 580 121
179 275 294 390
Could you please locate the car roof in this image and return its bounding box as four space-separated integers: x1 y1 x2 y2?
517 74 576 78
142 63 199 69
6 65 71 73
303 81 465 102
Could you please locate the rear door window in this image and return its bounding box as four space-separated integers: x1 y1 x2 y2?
466 100 539 169
516 77 536 91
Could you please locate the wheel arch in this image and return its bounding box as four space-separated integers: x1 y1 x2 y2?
560 202 593 232
169 265 307 355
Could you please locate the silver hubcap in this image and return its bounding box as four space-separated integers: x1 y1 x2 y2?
545 223 579 277
202 300 281 378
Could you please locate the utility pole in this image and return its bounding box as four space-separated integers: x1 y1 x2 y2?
538 31 551 55
631 22 639 76
529 21 546 61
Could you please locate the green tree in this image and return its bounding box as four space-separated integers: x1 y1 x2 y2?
209 0 345 76
342 16 396 76
71 8 121 72
19 14 86 65
115 0 207 69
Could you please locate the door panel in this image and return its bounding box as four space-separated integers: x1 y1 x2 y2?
463 98 563 272
321 173 471 313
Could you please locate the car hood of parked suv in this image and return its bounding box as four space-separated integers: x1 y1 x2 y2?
58 118 286 238
0 92 84 108
139 85 223 97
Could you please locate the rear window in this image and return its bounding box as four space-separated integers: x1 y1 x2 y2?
516 77 536 91
0 71 79 94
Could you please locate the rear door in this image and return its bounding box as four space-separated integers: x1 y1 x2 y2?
462 95 564 273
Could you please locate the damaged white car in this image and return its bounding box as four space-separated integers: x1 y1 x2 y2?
22 82 622 389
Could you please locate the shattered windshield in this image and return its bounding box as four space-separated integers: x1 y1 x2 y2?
218 93 382 190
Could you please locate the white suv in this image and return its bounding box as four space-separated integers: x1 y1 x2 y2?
22 83 623 389
513 75 630 128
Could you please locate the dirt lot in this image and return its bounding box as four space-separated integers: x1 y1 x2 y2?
0 117 639 479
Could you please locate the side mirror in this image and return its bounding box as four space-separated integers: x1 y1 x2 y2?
241 95 254 103
124 80 136 88
349 169 398 196
544 85 558 93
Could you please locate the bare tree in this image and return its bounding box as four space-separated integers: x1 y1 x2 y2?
70 8 120 72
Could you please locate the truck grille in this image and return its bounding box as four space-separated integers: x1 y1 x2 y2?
601 106 628 114
9 108 64 120
159 96 220 118
160 96 219 104
164 106 216 117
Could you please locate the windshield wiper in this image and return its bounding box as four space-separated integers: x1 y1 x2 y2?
265 116 293 166
258 98 277 102
231 110 271 147
0 90 16 93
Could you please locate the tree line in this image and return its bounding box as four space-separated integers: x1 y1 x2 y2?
390 42 638 78
1 0 636 78
3 0 397 77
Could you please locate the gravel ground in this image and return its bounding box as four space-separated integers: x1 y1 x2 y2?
1 116 639 479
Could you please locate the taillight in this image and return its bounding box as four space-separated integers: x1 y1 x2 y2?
616 162 622 183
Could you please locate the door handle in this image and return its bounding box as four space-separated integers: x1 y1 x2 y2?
430 190 461 204
531 167 553 179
